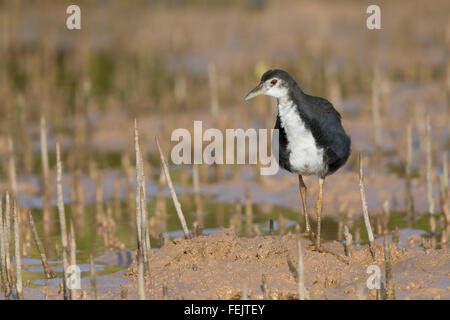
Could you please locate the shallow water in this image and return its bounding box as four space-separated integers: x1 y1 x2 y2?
17 190 439 289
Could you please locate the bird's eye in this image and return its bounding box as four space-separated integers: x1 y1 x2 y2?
271 79 278 85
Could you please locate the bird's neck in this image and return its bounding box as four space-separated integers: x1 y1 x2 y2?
277 95 296 116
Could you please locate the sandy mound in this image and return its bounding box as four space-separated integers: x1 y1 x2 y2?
125 229 450 300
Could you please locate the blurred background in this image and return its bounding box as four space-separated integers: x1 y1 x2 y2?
0 0 449 290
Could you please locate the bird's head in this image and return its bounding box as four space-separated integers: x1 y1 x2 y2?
245 69 294 101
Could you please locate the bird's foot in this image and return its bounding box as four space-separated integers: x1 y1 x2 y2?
302 230 316 246
306 245 327 253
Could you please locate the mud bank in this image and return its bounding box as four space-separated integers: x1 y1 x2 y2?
123 229 449 300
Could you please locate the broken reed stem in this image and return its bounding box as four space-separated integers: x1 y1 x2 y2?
245 185 253 237
40 116 52 227
28 210 56 279
12 200 23 300
359 153 376 260
138 255 146 300
193 164 203 228
425 113 436 248
371 64 383 170
155 136 191 239
278 212 285 235
69 220 77 300
4 193 12 295
297 240 307 300
383 235 395 300
296 225 307 300
121 154 136 220
7 136 18 198
405 123 415 227
0 195 6 294
261 274 269 300
241 281 248 300
56 143 69 300
440 152 449 248
382 200 390 235
134 120 150 274
343 225 353 258
155 168 167 234
89 253 97 300
113 178 122 221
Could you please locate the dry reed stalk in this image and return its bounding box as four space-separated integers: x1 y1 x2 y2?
208 62 220 118
278 212 286 236
104 204 113 249
155 168 167 234
72 167 84 222
27 210 56 279
0 195 5 293
382 200 390 235
296 226 307 300
337 211 344 241
134 121 151 273
241 281 248 300
392 226 400 247
21 209 31 258
121 286 128 300
113 178 122 221
162 282 168 300
18 97 32 176
192 164 203 228
89 253 97 300
0 195 11 297
245 185 253 237
440 176 448 248
261 274 269 300
440 152 449 248
12 200 23 299
69 220 77 300
354 225 361 246
405 123 415 227
371 64 383 170
56 143 69 300
138 255 146 300
425 113 436 248
155 136 190 239
40 116 52 229
192 221 202 237
383 235 395 300
94 168 104 225
4 193 12 296
343 225 353 258
216 204 224 229
375 214 382 236
253 225 261 236
232 201 243 234
359 153 376 260
121 154 136 220
7 136 18 198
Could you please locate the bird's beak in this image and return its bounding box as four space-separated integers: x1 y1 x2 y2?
245 82 265 101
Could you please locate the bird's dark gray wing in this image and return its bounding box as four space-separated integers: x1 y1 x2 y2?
300 95 351 175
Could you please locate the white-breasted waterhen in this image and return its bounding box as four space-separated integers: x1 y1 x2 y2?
245 69 351 250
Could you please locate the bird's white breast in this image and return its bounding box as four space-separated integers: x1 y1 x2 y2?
278 99 326 176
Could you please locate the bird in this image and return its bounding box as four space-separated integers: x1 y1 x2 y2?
245 69 351 250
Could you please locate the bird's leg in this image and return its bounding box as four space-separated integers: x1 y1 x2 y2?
315 177 325 250
298 175 312 235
